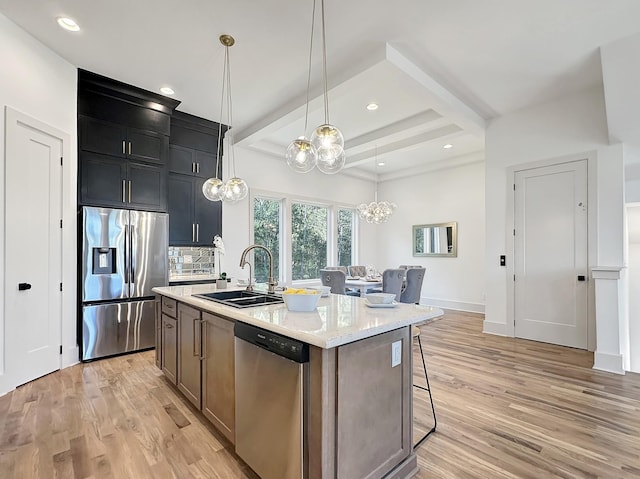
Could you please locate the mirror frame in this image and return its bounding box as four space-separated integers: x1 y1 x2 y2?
412 221 458 257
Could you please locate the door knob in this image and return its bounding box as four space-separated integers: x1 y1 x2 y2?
18 283 32 291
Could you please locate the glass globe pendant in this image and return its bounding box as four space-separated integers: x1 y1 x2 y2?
222 177 248 203
202 177 225 201
286 137 317 173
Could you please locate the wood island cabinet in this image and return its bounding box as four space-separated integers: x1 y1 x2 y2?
156 297 236 444
201 312 235 443
160 297 178 384
177 303 202 408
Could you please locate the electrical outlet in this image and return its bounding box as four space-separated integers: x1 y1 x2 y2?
391 340 402 367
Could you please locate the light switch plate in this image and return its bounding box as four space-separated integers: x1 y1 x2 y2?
392 340 402 367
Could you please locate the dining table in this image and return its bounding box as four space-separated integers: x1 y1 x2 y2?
344 276 383 297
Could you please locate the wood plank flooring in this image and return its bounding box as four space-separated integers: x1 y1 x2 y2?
1 310 639 478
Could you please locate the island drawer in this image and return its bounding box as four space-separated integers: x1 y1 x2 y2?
161 297 177 317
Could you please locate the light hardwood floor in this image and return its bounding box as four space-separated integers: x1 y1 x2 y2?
1 311 639 478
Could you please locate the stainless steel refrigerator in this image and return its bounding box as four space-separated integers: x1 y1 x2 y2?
81 206 168 361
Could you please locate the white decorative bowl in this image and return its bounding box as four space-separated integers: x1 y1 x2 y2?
283 291 321 311
365 292 396 304
308 286 331 297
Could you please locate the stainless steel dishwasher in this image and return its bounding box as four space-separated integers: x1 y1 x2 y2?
234 321 309 479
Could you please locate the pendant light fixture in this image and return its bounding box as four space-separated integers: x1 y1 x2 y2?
357 147 396 224
203 34 248 203
286 0 345 175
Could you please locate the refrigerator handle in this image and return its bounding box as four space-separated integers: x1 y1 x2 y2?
124 225 129 284
129 225 135 286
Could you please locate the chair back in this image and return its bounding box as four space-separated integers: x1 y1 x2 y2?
400 268 426 304
325 266 348 275
381 268 405 301
348 265 367 277
320 269 347 295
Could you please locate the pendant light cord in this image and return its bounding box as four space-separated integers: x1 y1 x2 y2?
215 49 227 180
224 45 237 178
303 0 316 134
320 0 329 124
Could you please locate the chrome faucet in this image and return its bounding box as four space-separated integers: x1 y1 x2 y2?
239 244 277 294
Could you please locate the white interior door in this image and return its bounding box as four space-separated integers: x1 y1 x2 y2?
514 160 588 349
4 108 63 386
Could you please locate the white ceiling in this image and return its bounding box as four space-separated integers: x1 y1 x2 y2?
2 0 640 180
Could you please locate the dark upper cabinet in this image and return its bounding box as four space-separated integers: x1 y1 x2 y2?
168 175 221 245
168 111 225 246
80 116 167 164
169 145 218 178
77 69 180 212
80 152 166 211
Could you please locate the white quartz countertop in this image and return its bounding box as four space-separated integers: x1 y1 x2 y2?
153 284 444 349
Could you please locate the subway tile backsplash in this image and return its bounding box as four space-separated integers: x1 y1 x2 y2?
169 246 216 277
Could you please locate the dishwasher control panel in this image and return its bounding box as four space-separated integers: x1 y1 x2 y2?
234 321 309 363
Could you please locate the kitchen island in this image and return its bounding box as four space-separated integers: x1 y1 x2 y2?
153 284 443 479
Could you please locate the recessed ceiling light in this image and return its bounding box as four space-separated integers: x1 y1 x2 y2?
366 103 379 111
56 17 80 32
443 143 453 149
377 162 385 166
160 87 175 95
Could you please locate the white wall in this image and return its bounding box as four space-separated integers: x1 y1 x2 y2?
625 206 640 372
220 150 377 285
0 13 78 394
484 85 626 367
376 161 486 312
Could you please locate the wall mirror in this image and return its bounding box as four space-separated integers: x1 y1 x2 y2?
412 221 457 257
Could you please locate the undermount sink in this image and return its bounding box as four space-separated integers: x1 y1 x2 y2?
193 290 284 309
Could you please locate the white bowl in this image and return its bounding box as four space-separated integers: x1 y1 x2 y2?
365 292 396 304
283 291 321 311
308 285 331 297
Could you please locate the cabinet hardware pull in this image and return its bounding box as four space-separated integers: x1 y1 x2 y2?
122 140 126 155
128 141 132 156
199 319 206 360
165 322 174 329
128 181 132 203
192 162 196 173
196 163 200 174
196 224 199 242
193 317 200 357
192 224 195 242
122 180 126 203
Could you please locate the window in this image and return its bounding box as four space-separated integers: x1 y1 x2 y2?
252 191 358 284
337 208 355 267
253 197 281 283
291 203 328 280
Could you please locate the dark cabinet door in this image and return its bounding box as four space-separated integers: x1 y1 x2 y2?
169 145 196 175
194 177 222 245
127 162 166 212
195 151 218 179
80 116 127 158
127 127 166 164
168 175 195 245
80 153 127 207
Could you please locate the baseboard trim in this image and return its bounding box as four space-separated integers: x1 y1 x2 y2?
593 351 625 375
62 346 80 369
482 320 508 336
421 297 485 314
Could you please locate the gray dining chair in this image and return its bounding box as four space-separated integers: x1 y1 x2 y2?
348 265 367 277
369 268 405 301
400 268 426 304
325 266 348 275
320 269 359 296
382 268 405 301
